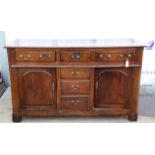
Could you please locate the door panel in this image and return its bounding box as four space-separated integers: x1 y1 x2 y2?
95 68 131 108
18 68 56 108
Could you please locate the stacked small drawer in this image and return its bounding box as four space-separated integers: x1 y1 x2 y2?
60 68 90 111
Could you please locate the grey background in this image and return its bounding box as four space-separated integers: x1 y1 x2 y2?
0 31 10 86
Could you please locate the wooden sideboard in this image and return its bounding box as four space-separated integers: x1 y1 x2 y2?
6 39 145 122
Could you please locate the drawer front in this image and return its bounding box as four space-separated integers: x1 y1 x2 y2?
95 49 136 64
61 80 89 95
61 68 90 79
60 49 90 62
61 97 88 111
15 49 55 62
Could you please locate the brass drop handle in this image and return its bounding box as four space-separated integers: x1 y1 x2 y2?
76 100 80 103
120 54 124 58
99 54 103 58
71 71 80 75
107 54 112 58
71 53 80 59
71 84 80 89
71 100 75 103
99 54 111 59
40 54 51 58
27 54 31 58
19 54 24 58
71 99 80 105
19 54 31 60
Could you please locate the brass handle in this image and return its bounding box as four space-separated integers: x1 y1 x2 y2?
71 99 80 105
71 100 75 103
40 54 51 58
19 54 24 58
99 54 103 58
27 54 31 58
120 54 124 58
71 71 80 75
19 54 31 60
99 54 112 60
71 84 80 89
107 54 112 58
71 53 80 59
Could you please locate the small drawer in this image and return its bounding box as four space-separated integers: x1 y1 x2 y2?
61 68 90 79
61 97 88 111
95 49 136 64
61 80 89 95
15 49 55 62
60 49 90 62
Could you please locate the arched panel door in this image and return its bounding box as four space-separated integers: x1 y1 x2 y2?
18 68 56 109
95 68 132 109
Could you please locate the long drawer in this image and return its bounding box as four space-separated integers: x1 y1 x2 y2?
15 49 56 63
95 48 137 65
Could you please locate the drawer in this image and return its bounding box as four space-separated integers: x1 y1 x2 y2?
61 97 88 111
61 68 90 79
61 80 89 95
95 49 136 64
15 49 55 62
60 49 90 62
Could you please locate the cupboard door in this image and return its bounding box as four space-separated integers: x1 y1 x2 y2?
18 68 56 109
95 68 131 109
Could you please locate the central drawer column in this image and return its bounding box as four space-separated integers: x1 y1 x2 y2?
57 68 94 112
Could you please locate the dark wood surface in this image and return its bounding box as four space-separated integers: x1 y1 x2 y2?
18 68 56 108
95 68 132 109
6 39 145 122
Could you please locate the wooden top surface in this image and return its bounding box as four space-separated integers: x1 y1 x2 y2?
5 39 146 48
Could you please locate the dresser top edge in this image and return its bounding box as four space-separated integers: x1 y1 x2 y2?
5 39 146 48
